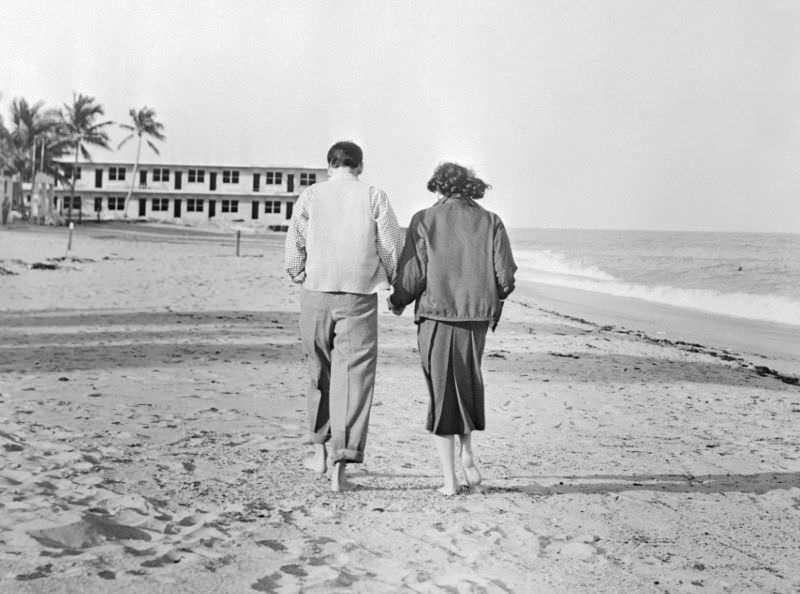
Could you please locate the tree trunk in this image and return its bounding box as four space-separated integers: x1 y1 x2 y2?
123 133 142 219
68 140 79 224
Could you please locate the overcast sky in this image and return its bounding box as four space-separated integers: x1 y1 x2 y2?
2 0 800 232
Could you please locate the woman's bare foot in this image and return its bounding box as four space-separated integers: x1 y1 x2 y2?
438 483 459 496
303 443 327 475
462 461 482 487
434 435 458 496
460 434 482 491
463 465 482 493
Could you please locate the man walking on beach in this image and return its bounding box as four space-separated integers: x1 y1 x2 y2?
285 141 403 491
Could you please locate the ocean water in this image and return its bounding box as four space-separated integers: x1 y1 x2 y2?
507 229 800 327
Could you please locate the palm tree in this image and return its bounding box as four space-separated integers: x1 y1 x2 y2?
7 97 61 182
61 93 112 218
118 107 165 217
0 92 10 174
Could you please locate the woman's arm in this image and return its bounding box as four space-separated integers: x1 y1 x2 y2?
390 215 427 309
493 217 517 299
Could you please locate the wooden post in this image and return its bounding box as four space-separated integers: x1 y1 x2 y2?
67 222 74 254
236 230 241 257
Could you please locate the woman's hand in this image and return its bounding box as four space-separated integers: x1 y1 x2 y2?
387 295 405 316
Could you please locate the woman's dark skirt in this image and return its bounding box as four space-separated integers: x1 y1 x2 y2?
417 318 490 436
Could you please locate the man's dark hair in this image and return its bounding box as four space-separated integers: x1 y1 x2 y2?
327 141 363 169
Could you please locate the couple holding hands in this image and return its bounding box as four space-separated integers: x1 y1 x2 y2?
285 141 517 494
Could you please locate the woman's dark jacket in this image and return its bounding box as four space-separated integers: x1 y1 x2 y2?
390 197 517 326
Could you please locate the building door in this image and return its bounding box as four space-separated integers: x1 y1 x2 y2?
251 200 259 219
285 201 293 220
174 171 182 190
140 170 147 186
287 174 294 193
208 199 216 218
209 172 217 191
95 169 103 188
138 198 146 217
173 199 182 218
252 173 260 192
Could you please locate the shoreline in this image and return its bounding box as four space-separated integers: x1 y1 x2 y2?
514 280 800 378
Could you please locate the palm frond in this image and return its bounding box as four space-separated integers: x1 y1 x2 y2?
118 134 134 150
87 119 113 133
126 105 166 148
146 139 161 155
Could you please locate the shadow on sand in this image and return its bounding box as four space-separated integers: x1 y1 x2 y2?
496 471 800 496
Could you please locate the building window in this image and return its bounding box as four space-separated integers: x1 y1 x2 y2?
221 199 239 213
152 168 170 182
108 197 125 210
64 196 82 209
187 199 204 212
265 171 283 185
66 166 82 180
264 200 281 214
108 167 126 181
299 173 317 186
188 169 205 183
222 170 240 184
151 198 169 211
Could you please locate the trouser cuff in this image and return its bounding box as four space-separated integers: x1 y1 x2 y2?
308 433 329 445
330 448 363 464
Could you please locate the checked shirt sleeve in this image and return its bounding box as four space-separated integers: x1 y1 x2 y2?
284 189 312 283
370 187 404 285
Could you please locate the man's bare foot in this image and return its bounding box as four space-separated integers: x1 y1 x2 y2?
330 461 355 492
303 443 327 475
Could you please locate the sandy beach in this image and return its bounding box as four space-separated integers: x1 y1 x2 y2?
1 222 799 593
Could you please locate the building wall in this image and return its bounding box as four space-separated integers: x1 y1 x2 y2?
1 175 22 224
31 173 56 224
1 176 13 224
54 162 326 225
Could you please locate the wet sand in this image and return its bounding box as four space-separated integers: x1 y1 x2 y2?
1 223 799 593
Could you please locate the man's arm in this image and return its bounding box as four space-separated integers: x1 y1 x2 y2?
284 190 312 283
370 187 404 285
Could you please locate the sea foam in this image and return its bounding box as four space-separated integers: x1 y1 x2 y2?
514 249 800 327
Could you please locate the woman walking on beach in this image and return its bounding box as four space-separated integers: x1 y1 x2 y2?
389 162 517 495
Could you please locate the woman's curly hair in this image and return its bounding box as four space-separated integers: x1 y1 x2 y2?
426 162 491 200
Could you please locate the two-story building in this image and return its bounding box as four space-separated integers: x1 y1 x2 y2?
54 161 327 228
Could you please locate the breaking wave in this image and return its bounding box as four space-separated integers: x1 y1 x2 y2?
514 249 800 327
